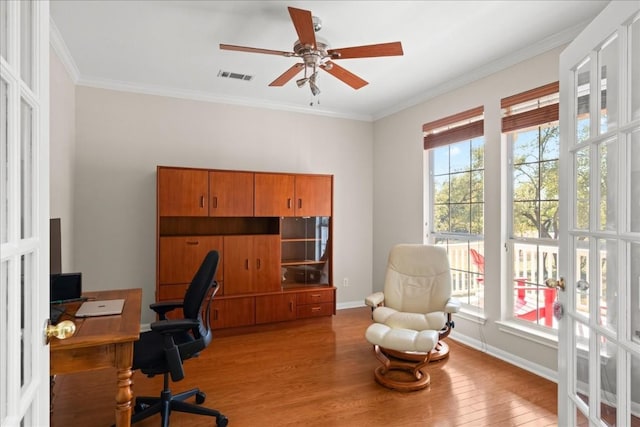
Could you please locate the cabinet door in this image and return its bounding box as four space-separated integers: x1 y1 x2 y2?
158 167 209 217
209 171 254 217
223 235 280 295
254 173 295 217
211 297 255 329
223 235 255 295
159 236 223 284
295 175 332 216
253 235 281 293
255 293 296 324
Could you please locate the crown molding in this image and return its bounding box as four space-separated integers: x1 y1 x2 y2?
49 18 80 84
74 76 373 122
372 19 589 121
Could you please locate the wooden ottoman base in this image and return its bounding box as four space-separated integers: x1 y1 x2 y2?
373 345 432 392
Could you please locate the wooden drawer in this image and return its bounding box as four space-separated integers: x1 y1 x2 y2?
296 289 334 305
297 302 333 318
159 235 223 284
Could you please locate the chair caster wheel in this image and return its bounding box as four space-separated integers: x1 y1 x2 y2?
195 391 206 404
216 415 228 427
134 402 149 413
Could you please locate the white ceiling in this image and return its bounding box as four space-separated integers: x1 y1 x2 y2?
50 0 609 121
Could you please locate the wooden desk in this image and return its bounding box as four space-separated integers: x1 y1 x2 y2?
50 288 141 427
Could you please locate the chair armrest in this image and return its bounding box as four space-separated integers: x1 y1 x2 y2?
150 318 199 335
365 292 385 308
149 300 184 319
445 298 461 313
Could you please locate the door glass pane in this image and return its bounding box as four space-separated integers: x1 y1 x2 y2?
576 236 590 320
598 239 617 332
631 352 640 426
576 408 589 426
575 320 590 405
631 130 640 233
599 139 617 232
631 242 640 345
1 78 7 244
575 147 590 230
0 0 7 61
599 35 618 133
20 253 32 389
20 99 32 239
1 260 7 420
577 58 591 143
599 334 617 427
632 17 640 121
19 0 32 89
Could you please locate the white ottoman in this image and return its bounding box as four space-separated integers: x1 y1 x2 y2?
365 323 439 391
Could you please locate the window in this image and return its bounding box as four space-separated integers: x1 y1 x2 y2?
502 82 560 329
424 107 485 310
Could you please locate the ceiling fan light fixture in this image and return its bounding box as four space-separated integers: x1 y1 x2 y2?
309 81 320 96
296 77 308 87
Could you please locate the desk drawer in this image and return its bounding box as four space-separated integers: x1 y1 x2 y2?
296 289 333 305
297 302 333 318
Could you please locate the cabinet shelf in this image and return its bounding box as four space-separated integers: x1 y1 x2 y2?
281 259 325 266
281 238 321 243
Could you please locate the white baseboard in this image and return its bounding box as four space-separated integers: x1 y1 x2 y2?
449 331 558 383
337 301 367 310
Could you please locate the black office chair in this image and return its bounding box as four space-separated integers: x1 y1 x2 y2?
131 250 228 427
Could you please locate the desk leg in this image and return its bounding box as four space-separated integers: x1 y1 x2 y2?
114 342 134 427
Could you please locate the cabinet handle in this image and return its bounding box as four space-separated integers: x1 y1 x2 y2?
298 199 302 209
186 240 199 245
245 259 249 270
287 198 292 209
289 301 293 312
310 293 321 299
213 309 218 321
200 195 205 208
212 196 218 209
256 258 261 269
311 307 321 312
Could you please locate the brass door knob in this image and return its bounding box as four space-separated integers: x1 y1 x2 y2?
45 320 76 344
545 277 565 291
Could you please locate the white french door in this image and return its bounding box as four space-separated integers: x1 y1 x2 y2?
0 0 50 426
558 1 640 426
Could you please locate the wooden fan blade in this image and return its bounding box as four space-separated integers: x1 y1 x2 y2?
320 62 368 90
269 63 305 87
220 44 293 57
328 42 404 59
288 7 317 48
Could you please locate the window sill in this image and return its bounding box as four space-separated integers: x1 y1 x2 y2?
495 320 558 349
457 306 488 325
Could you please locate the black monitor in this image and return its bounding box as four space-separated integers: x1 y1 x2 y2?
50 272 82 303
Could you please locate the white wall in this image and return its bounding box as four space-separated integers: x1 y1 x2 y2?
72 86 373 323
49 46 76 272
372 46 566 372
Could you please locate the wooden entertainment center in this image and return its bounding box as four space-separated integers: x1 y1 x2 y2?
156 166 335 329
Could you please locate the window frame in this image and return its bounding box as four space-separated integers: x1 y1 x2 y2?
503 82 561 332
424 107 486 313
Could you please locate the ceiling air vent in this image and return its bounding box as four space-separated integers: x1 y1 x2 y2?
217 70 253 81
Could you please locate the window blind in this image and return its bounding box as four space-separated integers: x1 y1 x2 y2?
501 81 559 132
423 106 484 150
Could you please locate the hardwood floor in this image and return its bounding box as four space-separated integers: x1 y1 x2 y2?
50 307 557 427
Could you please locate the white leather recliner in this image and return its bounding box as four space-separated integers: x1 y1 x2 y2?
364 244 460 391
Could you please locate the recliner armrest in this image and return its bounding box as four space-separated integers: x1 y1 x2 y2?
150 318 199 335
365 292 385 308
149 300 184 319
445 298 461 313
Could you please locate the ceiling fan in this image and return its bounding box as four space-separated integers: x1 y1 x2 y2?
219 6 403 96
